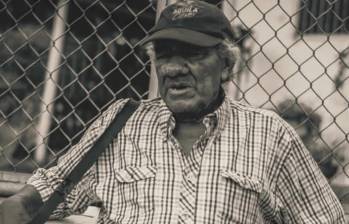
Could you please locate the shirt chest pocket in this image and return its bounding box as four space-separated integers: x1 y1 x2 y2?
110 165 157 222
114 165 157 183
217 169 263 224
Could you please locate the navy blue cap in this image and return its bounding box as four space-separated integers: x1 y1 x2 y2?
141 0 236 47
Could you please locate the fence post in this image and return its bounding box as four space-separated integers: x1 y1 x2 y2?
34 0 69 165
222 0 238 99
148 0 177 99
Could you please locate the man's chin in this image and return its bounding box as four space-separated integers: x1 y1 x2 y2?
169 105 198 115
166 101 204 120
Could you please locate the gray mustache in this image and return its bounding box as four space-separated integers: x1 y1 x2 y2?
157 63 189 77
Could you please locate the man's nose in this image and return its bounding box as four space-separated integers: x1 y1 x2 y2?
158 62 189 77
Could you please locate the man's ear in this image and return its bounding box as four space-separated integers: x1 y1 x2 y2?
221 58 235 82
221 46 241 83
221 66 233 82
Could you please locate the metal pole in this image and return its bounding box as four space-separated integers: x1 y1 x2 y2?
148 0 177 99
34 0 69 164
222 0 238 99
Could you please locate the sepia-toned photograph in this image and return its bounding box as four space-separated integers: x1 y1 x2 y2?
0 0 348 223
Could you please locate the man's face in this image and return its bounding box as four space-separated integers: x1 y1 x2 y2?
154 40 225 117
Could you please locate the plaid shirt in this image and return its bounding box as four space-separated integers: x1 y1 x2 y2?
28 97 346 224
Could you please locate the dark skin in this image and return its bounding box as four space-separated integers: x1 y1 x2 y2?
155 40 228 155
173 90 224 156
174 121 205 156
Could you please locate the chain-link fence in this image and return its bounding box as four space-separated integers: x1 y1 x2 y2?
0 0 348 215
0 0 156 170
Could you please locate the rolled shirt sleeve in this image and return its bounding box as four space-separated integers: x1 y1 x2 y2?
26 98 129 219
27 166 97 219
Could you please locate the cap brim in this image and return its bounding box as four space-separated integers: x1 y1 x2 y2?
140 28 222 47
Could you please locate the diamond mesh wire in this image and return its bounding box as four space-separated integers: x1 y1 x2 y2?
0 0 348 214
223 0 349 212
0 0 155 170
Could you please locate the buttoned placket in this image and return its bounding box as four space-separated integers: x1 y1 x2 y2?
166 115 217 224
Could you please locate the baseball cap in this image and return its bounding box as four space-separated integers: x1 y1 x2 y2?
141 0 236 47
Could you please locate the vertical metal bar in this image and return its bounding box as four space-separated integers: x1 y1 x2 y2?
319 0 329 33
222 0 238 98
344 0 349 31
328 0 334 33
317 0 324 32
148 0 177 99
298 0 306 32
34 0 69 164
311 0 320 32
333 0 342 32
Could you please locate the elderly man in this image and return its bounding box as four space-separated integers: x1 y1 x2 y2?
0 0 346 223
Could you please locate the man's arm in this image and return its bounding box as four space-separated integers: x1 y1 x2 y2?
275 121 346 223
0 128 101 223
0 151 97 224
0 167 97 224
0 98 129 223
26 165 97 221
0 184 43 224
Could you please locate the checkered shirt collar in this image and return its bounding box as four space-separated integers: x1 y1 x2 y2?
157 96 230 140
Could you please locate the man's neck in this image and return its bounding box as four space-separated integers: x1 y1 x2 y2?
172 89 225 156
174 89 225 123
173 120 205 156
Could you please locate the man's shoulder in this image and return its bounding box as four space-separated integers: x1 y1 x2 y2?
227 99 296 138
103 97 162 120
140 97 163 108
86 98 162 133
105 97 162 113
227 99 281 121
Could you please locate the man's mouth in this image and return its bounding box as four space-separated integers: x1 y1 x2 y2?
163 74 195 96
167 83 193 95
169 82 190 88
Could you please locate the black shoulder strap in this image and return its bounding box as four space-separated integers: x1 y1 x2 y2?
28 99 140 224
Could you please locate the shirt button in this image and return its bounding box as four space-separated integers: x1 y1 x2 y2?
183 214 190 219
186 173 195 181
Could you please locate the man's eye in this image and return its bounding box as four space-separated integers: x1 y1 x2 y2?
155 48 209 60
185 50 207 59
155 52 169 59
